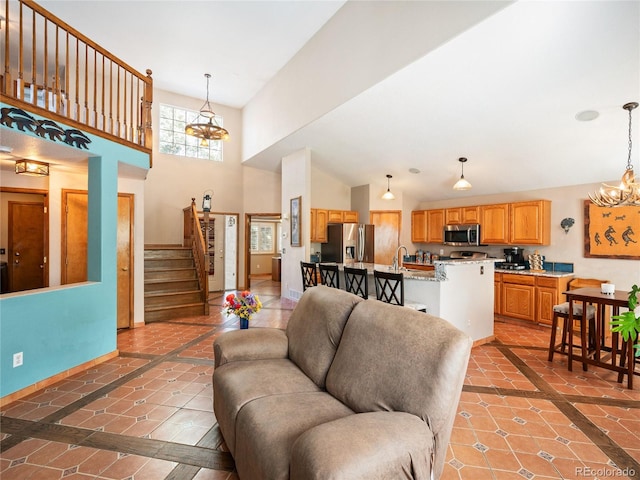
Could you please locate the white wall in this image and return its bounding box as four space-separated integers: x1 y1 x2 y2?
281 148 311 300
413 182 640 291
310 166 351 209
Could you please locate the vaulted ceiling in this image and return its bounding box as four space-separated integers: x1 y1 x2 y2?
30 1 640 201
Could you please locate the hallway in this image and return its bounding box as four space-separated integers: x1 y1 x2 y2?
1 278 639 479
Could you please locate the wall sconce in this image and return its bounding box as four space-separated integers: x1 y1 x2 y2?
15 159 49 176
202 190 213 212
560 217 575 234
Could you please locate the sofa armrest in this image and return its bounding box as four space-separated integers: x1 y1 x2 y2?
290 411 434 480
214 328 288 368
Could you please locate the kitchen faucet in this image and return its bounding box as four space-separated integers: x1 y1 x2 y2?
393 245 408 271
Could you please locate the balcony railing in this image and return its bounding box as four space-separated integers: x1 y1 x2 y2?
1 0 153 153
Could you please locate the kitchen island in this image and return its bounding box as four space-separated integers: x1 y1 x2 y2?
336 258 498 345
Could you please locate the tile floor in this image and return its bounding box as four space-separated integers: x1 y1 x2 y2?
1 277 639 480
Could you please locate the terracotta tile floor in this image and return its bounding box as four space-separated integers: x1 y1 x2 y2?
2 277 639 479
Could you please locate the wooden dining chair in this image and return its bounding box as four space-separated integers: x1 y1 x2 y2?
319 263 340 289
344 266 369 299
373 270 427 312
300 261 318 291
548 277 608 361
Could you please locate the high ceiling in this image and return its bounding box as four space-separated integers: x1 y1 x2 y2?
28 1 640 201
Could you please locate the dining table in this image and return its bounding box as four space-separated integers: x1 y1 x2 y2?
566 287 636 389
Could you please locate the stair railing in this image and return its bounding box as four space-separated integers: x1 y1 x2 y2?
183 198 209 314
1 0 153 154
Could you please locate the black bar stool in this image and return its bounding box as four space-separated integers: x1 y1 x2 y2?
319 263 340 289
373 270 426 312
300 261 318 291
344 266 369 299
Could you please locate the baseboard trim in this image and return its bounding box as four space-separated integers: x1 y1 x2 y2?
0 350 119 408
472 335 495 348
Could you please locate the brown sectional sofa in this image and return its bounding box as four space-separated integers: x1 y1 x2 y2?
213 285 472 480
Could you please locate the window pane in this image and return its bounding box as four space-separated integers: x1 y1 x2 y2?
159 104 224 162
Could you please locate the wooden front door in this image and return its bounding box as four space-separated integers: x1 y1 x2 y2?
62 190 133 328
370 210 401 265
8 202 46 291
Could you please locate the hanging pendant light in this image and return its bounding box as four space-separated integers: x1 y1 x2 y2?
453 157 472 190
382 174 395 200
185 73 230 146
589 102 639 207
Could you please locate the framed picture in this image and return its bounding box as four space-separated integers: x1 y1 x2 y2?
583 199 640 259
290 196 301 247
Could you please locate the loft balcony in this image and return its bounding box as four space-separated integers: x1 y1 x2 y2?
0 0 153 154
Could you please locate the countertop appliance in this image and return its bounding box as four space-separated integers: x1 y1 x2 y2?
321 223 375 263
443 224 481 246
497 247 527 270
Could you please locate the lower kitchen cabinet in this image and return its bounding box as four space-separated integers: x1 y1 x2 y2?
494 273 502 315
496 272 573 324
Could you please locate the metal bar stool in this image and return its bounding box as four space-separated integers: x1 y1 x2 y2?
344 266 369 299
373 270 426 312
300 261 318 291
319 263 340 289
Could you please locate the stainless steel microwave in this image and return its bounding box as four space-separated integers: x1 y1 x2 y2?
443 224 481 246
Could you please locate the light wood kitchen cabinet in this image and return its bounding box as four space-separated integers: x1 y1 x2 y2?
310 208 328 243
426 209 445 243
328 210 359 223
342 210 359 223
445 206 480 225
480 203 510 244
510 200 551 245
535 275 571 325
411 210 428 242
501 273 536 321
497 273 572 324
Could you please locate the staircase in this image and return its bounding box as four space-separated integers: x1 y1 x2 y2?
144 245 208 322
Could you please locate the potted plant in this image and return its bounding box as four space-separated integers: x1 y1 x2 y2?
611 284 640 358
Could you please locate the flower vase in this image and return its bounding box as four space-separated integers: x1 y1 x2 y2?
239 317 249 329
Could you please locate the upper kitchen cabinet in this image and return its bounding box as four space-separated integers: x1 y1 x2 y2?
510 200 551 245
328 210 359 223
310 208 328 243
411 210 427 242
481 200 551 245
446 206 480 225
480 203 510 244
426 209 445 243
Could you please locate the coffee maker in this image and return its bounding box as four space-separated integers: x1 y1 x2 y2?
501 247 526 270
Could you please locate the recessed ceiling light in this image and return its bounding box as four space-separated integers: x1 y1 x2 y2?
575 110 599 122
409 168 420 174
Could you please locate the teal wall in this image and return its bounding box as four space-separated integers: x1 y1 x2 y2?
0 104 150 398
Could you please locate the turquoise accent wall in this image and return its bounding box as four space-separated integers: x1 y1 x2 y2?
0 104 150 399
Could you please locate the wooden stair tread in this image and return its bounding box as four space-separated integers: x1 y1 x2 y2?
144 302 206 312
145 289 202 298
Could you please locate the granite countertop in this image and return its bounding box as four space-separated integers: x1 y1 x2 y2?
339 262 439 281
494 269 574 278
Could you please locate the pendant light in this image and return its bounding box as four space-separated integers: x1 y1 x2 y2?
589 102 639 207
185 73 230 146
453 157 472 190
382 174 395 200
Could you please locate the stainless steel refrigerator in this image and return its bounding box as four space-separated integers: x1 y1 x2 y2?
321 224 375 263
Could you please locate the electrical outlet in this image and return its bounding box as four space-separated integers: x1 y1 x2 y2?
13 352 23 367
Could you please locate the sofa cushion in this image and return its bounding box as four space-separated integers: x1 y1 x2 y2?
234 392 354 480
213 327 288 368
286 285 362 389
290 411 434 480
325 299 472 479
213 359 321 455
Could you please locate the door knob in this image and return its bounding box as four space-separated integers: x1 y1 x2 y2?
14 252 20 256
122 267 128 271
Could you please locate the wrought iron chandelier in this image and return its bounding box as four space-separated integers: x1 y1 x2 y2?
589 102 639 207
185 73 229 146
